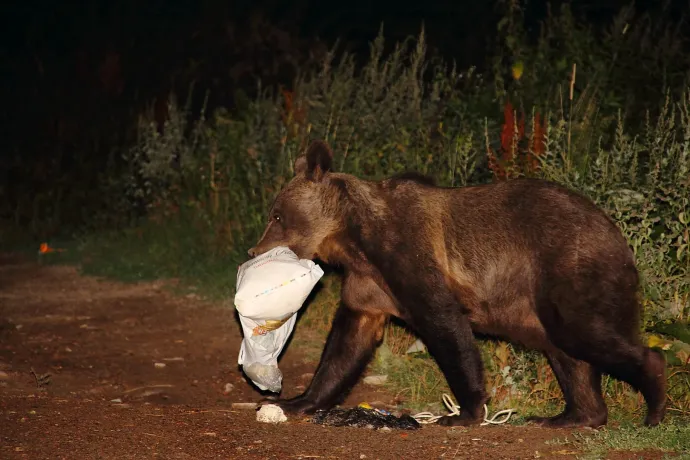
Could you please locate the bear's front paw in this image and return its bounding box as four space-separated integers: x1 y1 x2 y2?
438 411 482 427
525 412 607 429
265 395 322 415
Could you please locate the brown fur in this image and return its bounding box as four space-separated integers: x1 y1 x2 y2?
248 140 667 428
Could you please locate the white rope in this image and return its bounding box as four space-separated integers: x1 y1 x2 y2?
412 394 516 426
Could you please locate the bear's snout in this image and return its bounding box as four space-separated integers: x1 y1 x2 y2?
247 247 258 258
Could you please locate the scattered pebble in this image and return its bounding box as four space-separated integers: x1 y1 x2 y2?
406 339 426 354
65 347 72 352
360 455 367 459
223 383 234 394
0 371 9 380
130 389 164 400
256 404 287 424
110 398 123 403
363 375 388 386
446 427 468 439
163 357 184 362
232 402 258 410
154 362 166 369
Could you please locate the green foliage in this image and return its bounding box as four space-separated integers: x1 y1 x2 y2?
492 1 690 118
548 419 690 458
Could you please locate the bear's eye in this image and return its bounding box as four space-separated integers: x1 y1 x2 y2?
272 213 282 223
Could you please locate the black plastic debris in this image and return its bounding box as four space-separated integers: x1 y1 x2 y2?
310 407 421 430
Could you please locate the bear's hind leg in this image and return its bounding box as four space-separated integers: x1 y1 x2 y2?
545 321 667 426
584 339 667 427
542 265 667 426
527 349 608 428
638 347 667 426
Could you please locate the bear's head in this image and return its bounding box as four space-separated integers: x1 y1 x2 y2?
248 140 342 261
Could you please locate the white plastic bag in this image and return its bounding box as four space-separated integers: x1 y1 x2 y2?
234 246 324 392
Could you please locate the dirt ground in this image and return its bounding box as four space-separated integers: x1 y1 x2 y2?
0 254 676 459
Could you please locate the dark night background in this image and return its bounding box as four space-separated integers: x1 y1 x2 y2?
1 0 688 232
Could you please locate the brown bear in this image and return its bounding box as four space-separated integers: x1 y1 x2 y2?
247 139 667 428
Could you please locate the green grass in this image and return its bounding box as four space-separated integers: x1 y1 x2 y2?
546 419 690 459
4 214 242 302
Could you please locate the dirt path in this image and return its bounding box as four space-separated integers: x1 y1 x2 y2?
0 255 672 459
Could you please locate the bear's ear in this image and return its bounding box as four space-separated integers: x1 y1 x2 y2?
294 140 333 181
